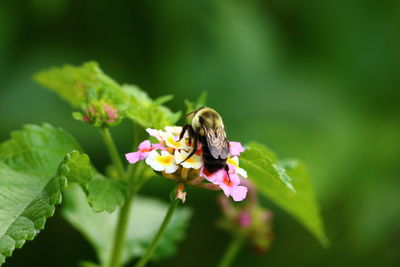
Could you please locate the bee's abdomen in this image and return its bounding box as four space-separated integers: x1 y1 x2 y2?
200 138 226 173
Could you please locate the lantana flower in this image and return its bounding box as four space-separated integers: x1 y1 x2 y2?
125 140 164 164
212 166 247 201
145 150 179 174
125 126 248 202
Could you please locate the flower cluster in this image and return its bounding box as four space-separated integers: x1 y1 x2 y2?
73 100 122 127
125 126 248 202
217 179 274 252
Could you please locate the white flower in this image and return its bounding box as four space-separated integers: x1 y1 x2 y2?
145 150 179 174
175 149 203 169
146 128 164 141
227 156 248 178
165 126 183 137
160 131 191 150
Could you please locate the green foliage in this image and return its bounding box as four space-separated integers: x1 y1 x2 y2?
58 150 92 185
34 61 123 108
57 150 128 213
122 84 181 129
86 177 128 213
0 124 80 265
240 142 328 246
34 62 181 129
62 185 192 266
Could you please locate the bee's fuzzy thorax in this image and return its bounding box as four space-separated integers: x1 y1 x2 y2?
191 107 224 136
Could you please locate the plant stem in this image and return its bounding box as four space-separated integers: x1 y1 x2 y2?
135 197 180 267
217 235 245 267
108 194 134 267
100 127 125 178
100 126 135 267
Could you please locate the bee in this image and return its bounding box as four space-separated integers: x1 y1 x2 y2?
179 107 230 174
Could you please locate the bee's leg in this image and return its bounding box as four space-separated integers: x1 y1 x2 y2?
187 126 195 146
224 164 231 182
178 124 192 141
179 133 199 164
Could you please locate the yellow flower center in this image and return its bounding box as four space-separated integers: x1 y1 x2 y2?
227 157 238 167
167 136 181 148
157 155 173 165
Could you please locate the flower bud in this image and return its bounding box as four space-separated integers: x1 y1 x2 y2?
73 100 122 127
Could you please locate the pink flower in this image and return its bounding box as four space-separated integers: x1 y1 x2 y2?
125 140 163 164
201 165 247 202
229 141 245 156
217 172 247 202
200 167 220 183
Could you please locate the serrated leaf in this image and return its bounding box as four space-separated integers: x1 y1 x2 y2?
62 185 192 266
0 124 80 265
86 177 128 213
122 84 181 129
240 142 328 246
57 151 127 213
34 62 123 108
59 150 92 185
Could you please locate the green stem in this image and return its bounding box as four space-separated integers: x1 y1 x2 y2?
217 235 245 267
135 197 180 267
100 127 125 178
100 126 136 267
108 194 134 267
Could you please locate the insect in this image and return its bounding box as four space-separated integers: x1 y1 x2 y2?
179 106 230 174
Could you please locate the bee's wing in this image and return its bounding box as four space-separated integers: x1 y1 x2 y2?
204 126 229 159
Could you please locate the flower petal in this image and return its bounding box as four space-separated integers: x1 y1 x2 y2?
146 128 164 141
230 185 248 201
229 141 245 156
138 140 151 151
125 152 141 164
164 164 179 174
236 167 248 178
175 149 203 169
152 143 166 150
165 126 182 137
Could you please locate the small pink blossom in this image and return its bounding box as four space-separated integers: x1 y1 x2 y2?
125 140 161 164
202 165 248 202
200 167 221 183
216 171 247 201
229 141 245 156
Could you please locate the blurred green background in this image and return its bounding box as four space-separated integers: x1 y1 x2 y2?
1 0 399 266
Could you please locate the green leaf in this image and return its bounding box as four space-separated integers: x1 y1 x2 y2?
240 142 328 246
0 124 80 265
58 150 92 185
35 62 181 129
122 84 181 129
62 185 192 266
34 62 123 108
86 177 128 213
57 150 127 213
